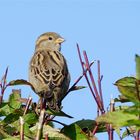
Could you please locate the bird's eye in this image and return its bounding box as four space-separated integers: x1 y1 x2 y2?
48 37 53 40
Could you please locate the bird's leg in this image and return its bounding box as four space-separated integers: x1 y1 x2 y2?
40 97 43 110
42 98 47 109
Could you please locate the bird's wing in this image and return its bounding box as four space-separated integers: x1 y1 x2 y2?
30 50 67 89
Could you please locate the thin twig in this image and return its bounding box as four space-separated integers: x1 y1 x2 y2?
97 60 104 111
93 125 98 135
23 96 32 115
109 98 114 140
77 44 102 110
0 67 9 104
83 51 103 111
20 116 24 140
67 61 94 93
36 109 45 140
45 133 49 140
136 128 140 139
77 44 111 136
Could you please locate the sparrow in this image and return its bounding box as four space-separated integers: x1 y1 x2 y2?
29 32 70 111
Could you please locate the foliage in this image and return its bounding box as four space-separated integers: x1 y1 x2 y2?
0 46 140 140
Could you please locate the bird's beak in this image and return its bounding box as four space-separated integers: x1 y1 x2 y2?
55 37 65 44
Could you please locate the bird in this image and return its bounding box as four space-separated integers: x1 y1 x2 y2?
29 32 70 111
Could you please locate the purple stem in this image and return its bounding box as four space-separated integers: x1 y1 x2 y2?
83 51 103 112
97 60 104 111
77 44 101 109
77 44 111 136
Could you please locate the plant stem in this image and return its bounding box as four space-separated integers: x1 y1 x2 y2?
23 96 32 115
36 109 45 140
109 98 115 140
20 116 24 140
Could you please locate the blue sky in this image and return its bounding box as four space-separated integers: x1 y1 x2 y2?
0 0 140 139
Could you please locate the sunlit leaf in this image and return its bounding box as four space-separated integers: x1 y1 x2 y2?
115 77 140 103
11 120 34 139
123 104 140 115
23 123 34 139
8 90 21 109
30 125 70 140
23 113 38 125
3 138 19 140
96 110 138 128
0 103 11 116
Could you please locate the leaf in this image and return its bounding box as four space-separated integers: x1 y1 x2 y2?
4 125 17 136
114 95 130 103
23 113 38 125
72 119 106 133
96 110 138 129
23 123 34 138
46 109 73 118
0 127 12 139
69 86 86 92
122 126 136 139
0 103 11 117
8 90 21 110
135 54 140 80
3 113 22 124
2 114 36 138
11 119 34 139
8 79 35 91
30 125 70 140
3 136 30 140
123 104 140 116
61 123 90 140
115 77 140 103
3 138 19 140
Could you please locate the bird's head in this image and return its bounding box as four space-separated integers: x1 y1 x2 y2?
35 32 65 51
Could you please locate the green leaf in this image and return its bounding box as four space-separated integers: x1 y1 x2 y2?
96 110 138 128
23 123 34 138
8 90 21 109
135 54 140 80
0 103 11 116
124 104 140 116
11 119 34 139
122 126 136 139
4 125 17 136
30 125 70 140
115 77 140 103
114 95 130 103
73 119 106 133
3 113 21 124
23 113 38 125
46 109 73 118
2 114 36 139
3 138 19 140
8 79 35 91
69 86 86 92
61 123 90 140
0 127 12 139
3 136 31 140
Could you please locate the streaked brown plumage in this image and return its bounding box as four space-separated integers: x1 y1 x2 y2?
29 32 70 111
